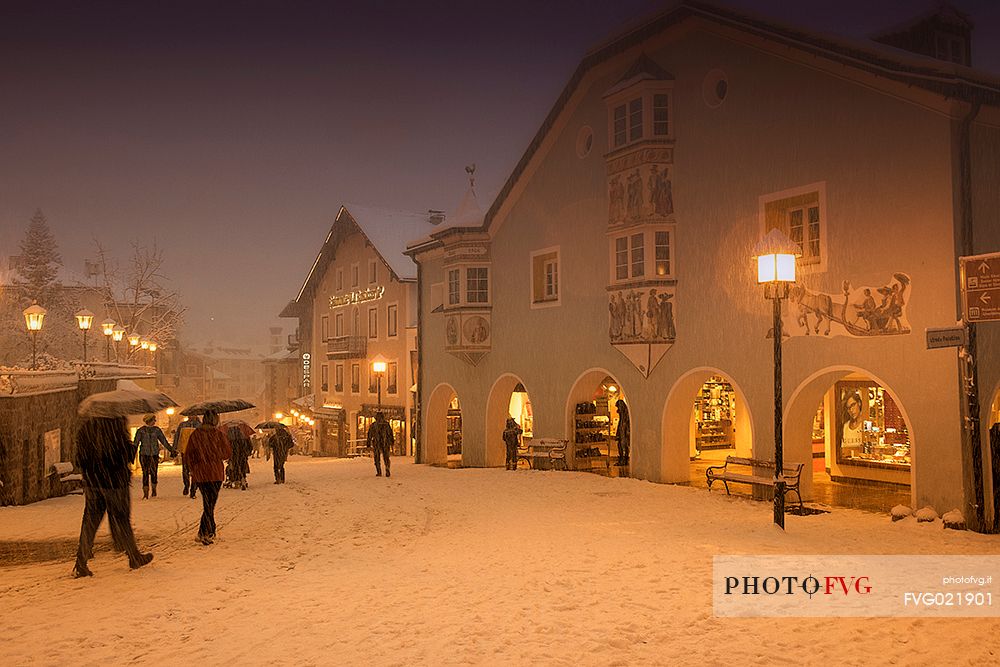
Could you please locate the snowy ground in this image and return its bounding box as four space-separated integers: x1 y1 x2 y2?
1 457 998 666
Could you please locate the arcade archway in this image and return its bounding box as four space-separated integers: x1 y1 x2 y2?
425 383 461 466
486 374 534 468
565 369 630 475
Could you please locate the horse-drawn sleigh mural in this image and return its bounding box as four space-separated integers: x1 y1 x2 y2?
786 272 911 338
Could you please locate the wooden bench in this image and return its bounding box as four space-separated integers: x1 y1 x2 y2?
705 456 803 508
48 461 83 495
517 439 568 470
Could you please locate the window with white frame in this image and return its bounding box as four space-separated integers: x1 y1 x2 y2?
368 306 378 339
653 94 669 136
611 227 674 284
321 315 329 342
353 308 360 336
387 361 398 395
387 304 398 337
368 259 377 284
351 263 359 287
761 183 826 269
466 267 489 303
335 312 344 337
654 231 671 277
628 97 642 142
630 233 644 278
321 364 329 391
336 268 344 291
335 363 343 392
351 363 360 393
368 367 378 393
531 247 560 306
447 269 460 305
613 104 627 147
609 88 672 149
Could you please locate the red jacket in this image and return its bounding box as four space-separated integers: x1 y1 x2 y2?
186 425 231 483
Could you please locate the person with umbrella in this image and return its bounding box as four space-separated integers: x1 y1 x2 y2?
73 416 154 577
185 410 232 545
223 420 254 490
266 424 294 484
173 416 201 498
366 411 393 478
133 414 176 499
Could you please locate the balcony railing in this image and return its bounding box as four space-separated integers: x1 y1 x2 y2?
326 335 367 360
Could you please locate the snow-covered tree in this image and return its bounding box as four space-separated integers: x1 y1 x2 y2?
13 209 62 303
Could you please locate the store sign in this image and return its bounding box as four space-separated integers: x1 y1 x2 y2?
329 285 385 309
960 252 1000 323
302 353 311 388
925 326 966 350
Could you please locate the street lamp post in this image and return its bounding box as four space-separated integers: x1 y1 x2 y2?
112 326 125 362
148 341 157 372
22 302 47 370
75 309 95 363
128 333 140 362
753 229 800 530
372 360 387 407
141 339 150 367
101 319 116 362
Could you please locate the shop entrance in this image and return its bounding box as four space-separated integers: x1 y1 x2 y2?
357 407 407 457
424 383 461 465
566 370 629 476
486 374 532 467
684 373 753 488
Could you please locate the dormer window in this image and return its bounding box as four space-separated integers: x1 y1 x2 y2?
605 54 675 151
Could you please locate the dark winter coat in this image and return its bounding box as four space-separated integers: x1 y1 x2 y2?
76 417 135 489
366 418 394 451
269 428 294 458
186 425 231 483
615 399 630 445
502 421 522 448
134 425 172 457
172 418 201 453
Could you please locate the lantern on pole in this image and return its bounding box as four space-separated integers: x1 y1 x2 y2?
22 302 47 370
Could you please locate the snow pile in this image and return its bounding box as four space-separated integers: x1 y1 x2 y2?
915 506 939 523
890 504 912 521
942 509 966 530
1 458 998 665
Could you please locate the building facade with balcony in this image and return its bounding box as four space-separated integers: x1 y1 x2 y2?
407 2 1000 527
281 205 435 457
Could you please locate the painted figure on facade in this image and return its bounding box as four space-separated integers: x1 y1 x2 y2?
626 169 643 219
789 272 911 337
609 292 624 338
615 399 630 465
609 175 625 223
610 289 675 343
658 292 676 339
647 164 674 216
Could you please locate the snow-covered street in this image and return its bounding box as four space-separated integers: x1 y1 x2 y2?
1 457 998 666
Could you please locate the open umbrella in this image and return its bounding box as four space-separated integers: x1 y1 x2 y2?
254 421 287 431
78 381 179 419
222 420 255 439
181 398 256 416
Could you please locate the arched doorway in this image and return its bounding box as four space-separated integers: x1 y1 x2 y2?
786 368 914 511
425 383 461 466
662 368 753 485
564 369 629 476
485 374 533 468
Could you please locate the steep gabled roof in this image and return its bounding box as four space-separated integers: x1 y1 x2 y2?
445 0 1000 241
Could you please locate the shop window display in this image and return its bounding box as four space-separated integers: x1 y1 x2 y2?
834 380 910 469
447 395 462 456
694 377 735 451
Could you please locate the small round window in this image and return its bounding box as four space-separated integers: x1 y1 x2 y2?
702 69 728 108
576 125 594 158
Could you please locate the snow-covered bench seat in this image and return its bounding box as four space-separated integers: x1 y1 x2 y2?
705 456 803 508
48 461 83 495
517 439 568 470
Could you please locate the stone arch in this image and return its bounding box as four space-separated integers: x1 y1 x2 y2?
784 365 915 504
661 367 755 484
485 373 529 467
425 382 459 465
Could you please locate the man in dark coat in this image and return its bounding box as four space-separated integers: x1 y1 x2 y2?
503 417 523 470
133 414 175 499
173 416 201 498
225 425 252 490
185 410 231 545
73 416 153 577
615 398 631 465
268 426 294 484
366 412 393 477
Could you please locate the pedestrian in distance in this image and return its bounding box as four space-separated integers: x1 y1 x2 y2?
173 416 201 498
503 417 523 470
133 414 176 499
225 424 252 490
185 410 231 545
73 416 153 577
367 411 393 477
268 426 294 484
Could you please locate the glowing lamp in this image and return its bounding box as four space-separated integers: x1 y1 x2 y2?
23 302 46 331
75 308 95 331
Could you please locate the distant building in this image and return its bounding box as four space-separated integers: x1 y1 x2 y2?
281 205 438 456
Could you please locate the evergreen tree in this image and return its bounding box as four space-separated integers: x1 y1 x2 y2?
14 209 62 303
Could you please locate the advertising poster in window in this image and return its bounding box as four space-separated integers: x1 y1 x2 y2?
835 380 910 470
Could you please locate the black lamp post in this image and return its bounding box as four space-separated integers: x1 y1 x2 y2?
101 319 116 362
372 360 387 407
753 229 800 530
22 302 46 370
75 309 95 363
112 326 125 362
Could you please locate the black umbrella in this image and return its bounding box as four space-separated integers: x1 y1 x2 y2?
181 398 256 416
254 421 287 430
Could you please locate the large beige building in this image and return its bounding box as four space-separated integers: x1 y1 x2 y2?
407 2 1000 528
282 205 436 456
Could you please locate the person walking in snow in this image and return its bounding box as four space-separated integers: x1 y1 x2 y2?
133 414 175 499
73 416 153 577
225 424 252 490
503 417 522 470
366 411 393 477
185 411 231 545
173 416 201 498
268 426 294 484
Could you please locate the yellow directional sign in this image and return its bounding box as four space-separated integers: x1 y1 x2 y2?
961 252 1000 322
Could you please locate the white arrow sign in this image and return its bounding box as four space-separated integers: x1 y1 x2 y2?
980 293 992 305
980 261 991 274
